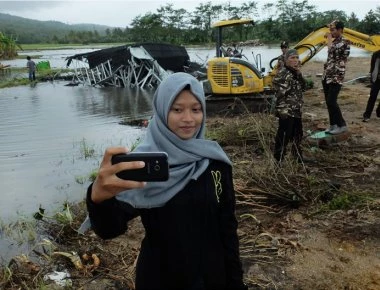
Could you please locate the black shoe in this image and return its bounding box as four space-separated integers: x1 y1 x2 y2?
363 117 370 122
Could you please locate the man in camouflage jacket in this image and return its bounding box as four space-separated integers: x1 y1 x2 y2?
273 49 305 163
276 41 289 72
322 20 350 135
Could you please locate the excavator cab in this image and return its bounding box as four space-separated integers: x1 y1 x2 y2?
206 19 268 97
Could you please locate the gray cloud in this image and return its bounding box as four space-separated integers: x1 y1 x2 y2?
0 1 64 12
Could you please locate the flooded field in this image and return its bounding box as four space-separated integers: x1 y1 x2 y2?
0 82 155 222
0 45 370 219
0 45 371 263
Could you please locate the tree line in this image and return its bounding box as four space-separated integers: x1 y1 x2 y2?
1 0 380 47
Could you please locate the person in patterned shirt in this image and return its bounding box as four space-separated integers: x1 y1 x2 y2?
322 20 350 135
273 49 306 163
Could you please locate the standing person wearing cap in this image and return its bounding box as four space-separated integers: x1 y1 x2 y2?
277 41 289 71
362 50 380 122
322 20 350 134
273 49 306 163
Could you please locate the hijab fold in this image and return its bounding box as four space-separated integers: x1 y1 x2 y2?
116 72 231 208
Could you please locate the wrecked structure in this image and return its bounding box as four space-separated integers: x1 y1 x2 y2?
65 43 194 88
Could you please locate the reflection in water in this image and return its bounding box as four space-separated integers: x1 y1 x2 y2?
74 86 154 119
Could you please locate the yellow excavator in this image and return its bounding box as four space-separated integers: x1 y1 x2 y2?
205 18 380 110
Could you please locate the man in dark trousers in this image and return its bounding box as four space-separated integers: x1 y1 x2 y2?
362 50 380 122
26 56 36 81
322 20 350 135
273 49 305 163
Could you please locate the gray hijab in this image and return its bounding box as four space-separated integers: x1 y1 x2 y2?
116 72 232 208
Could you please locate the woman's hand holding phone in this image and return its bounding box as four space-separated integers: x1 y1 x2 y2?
91 147 146 204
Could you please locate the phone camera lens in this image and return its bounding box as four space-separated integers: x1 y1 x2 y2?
154 164 160 171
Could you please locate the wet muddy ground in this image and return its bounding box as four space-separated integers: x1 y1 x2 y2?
1 55 379 289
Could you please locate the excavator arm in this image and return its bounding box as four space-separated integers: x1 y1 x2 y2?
267 26 380 83
295 25 380 66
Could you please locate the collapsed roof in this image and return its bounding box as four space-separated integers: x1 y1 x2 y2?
65 43 192 88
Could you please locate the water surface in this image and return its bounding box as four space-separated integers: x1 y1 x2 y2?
2 46 370 71
0 82 154 221
0 45 371 219
0 45 371 263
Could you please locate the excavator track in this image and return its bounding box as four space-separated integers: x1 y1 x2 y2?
205 93 275 116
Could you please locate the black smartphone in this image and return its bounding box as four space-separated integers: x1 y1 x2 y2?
111 152 169 182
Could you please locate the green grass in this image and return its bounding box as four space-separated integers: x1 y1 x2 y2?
74 169 98 184
89 170 98 182
0 67 75 88
328 193 368 210
0 78 32 88
0 216 38 243
79 138 96 159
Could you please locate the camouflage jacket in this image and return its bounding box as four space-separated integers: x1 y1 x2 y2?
273 65 305 119
322 36 350 84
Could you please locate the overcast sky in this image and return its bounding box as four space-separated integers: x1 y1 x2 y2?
0 0 379 27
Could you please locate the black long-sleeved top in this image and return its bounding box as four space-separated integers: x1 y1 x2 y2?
370 50 380 83
86 160 247 290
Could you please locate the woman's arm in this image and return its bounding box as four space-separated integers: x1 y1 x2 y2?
86 146 146 239
87 183 139 239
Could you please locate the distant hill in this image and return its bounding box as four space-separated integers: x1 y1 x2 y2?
0 13 113 43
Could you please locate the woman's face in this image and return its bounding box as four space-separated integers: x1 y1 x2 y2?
167 90 203 140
